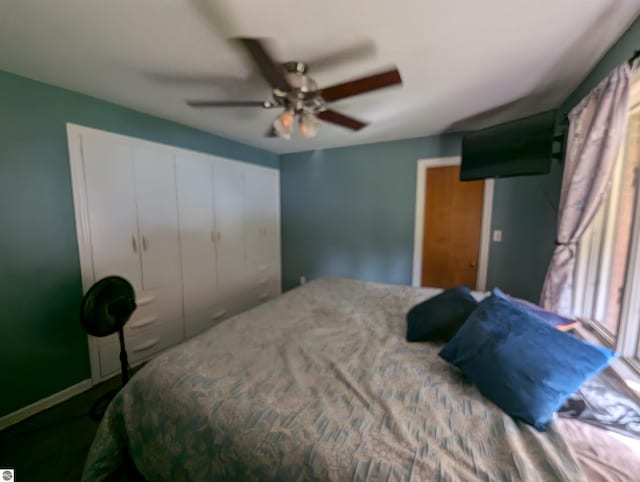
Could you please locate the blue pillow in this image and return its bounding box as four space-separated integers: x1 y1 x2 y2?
438 294 615 430
493 288 579 331
406 286 478 342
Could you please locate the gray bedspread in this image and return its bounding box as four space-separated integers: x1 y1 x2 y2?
83 278 585 481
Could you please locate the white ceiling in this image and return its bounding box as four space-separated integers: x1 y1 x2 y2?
1 0 639 154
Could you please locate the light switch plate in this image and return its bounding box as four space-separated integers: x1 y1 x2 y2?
493 230 503 242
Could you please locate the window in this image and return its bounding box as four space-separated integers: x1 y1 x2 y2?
575 87 640 371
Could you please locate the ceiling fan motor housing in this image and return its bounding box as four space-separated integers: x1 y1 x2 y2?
273 61 327 114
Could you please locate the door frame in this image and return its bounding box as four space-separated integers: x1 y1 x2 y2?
411 157 494 291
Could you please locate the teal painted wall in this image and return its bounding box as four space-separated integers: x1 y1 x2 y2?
485 163 562 302
0 70 277 417
280 135 561 301
279 135 463 291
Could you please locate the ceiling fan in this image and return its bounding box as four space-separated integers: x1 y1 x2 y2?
186 38 402 139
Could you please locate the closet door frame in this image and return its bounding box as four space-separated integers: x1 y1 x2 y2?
68 125 104 383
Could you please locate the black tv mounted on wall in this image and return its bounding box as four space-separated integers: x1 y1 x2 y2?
460 110 556 181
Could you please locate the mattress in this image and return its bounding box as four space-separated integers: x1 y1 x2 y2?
83 278 585 481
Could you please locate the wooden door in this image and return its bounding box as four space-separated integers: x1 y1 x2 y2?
133 147 181 291
175 153 218 326
421 165 484 288
81 135 142 290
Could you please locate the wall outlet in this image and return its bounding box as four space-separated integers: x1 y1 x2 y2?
300 276 306 285
492 230 503 242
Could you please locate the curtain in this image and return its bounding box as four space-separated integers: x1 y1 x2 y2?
541 64 631 315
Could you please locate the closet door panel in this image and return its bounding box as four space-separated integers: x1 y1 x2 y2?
81 135 141 289
243 166 263 265
176 154 218 317
134 147 181 291
213 160 247 302
261 169 280 262
244 166 280 264
184 306 228 339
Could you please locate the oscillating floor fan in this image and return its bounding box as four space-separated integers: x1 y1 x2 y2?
80 276 137 420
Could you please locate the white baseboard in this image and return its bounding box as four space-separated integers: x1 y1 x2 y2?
0 379 93 431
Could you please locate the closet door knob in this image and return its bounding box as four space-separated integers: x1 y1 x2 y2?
132 235 138 253
142 236 148 251
211 230 216 243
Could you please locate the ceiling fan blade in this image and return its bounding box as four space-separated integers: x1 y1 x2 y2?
320 68 402 103
316 109 368 131
234 37 290 92
307 40 377 72
186 100 272 108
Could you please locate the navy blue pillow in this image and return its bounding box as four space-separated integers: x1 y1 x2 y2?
406 286 478 342
438 294 615 430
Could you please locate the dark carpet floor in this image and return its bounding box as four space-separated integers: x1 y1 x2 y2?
0 376 123 482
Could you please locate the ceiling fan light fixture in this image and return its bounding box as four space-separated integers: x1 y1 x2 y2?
299 113 321 139
183 38 402 139
273 110 294 139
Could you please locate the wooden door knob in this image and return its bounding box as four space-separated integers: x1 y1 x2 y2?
469 262 477 268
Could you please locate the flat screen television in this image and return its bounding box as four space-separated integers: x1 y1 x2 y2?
460 110 556 181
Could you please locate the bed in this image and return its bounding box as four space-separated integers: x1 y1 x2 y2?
557 418 640 482
83 278 585 481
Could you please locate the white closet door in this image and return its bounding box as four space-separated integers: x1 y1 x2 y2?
133 147 181 290
213 159 247 302
81 135 142 289
176 153 218 318
244 166 280 264
260 169 280 262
